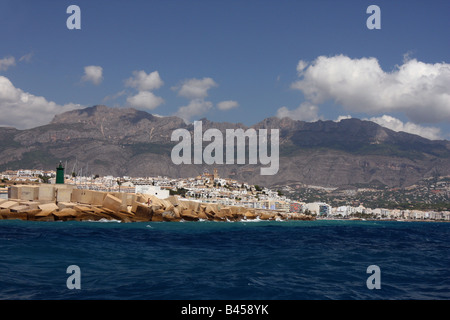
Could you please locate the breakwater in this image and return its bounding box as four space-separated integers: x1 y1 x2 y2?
0 184 314 222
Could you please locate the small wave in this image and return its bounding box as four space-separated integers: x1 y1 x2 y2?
82 218 122 223
240 217 262 223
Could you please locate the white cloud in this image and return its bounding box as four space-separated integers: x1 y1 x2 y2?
0 76 83 129
0 56 16 71
175 99 213 123
126 91 164 110
368 115 442 140
291 54 450 124
125 70 164 91
18 52 33 63
103 90 126 102
217 100 239 111
175 77 217 99
276 102 320 122
335 115 352 122
82 65 103 85
296 60 308 75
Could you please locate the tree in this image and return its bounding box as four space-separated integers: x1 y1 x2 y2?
38 174 50 184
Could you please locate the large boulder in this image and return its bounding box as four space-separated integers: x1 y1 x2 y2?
134 204 153 221
74 212 102 221
205 204 219 215
151 209 165 222
53 208 78 221
197 210 208 220
26 209 43 220
0 201 20 209
217 207 233 220
101 209 133 222
244 210 257 220
1 211 27 220
10 205 31 213
162 210 181 222
38 203 59 215
35 210 56 221
180 209 199 221
102 194 123 212
166 196 187 210
259 211 276 220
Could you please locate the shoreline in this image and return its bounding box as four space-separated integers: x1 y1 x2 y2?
316 217 450 223
0 186 314 223
1 184 447 223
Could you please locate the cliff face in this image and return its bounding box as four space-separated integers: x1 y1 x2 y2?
1 105 449 188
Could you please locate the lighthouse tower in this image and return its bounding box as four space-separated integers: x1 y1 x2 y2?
56 161 65 184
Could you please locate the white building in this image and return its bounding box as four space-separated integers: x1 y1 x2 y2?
135 185 169 199
304 202 331 216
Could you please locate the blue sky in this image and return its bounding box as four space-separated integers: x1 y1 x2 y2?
0 0 449 140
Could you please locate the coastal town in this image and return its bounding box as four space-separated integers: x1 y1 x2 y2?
1 167 449 222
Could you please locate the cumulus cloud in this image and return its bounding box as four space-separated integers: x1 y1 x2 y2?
175 77 217 99
82 65 103 85
368 115 442 140
126 91 164 110
217 100 239 111
276 102 320 122
175 99 213 123
119 70 165 111
125 70 164 91
335 114 442 140
296 60 308 75
172 77 218 121
0 76 83 129
291 54 450 124
0 56 16 71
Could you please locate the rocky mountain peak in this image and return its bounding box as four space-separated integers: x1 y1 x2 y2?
1 105 449 188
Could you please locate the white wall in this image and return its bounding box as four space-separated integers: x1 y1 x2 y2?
135 185 169 199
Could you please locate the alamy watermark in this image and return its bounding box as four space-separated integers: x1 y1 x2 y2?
171 121 279 175
66 265 81 290
366 5 381 30
66 4 381 31
366 265 381 289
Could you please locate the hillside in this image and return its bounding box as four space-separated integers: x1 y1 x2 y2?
1 105 449 188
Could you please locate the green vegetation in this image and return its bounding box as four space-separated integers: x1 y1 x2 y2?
170 187 188 197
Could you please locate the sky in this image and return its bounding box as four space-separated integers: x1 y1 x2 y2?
0 0 449 140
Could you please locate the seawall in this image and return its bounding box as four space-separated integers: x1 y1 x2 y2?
0 184 314 222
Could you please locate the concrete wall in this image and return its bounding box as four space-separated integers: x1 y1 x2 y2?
20 186 39 201
38 185 55 201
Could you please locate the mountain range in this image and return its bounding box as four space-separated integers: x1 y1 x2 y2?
1 104 449 188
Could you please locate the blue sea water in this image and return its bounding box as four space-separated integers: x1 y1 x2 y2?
0 219 449 300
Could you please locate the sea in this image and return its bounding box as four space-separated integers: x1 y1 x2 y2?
0 219 449 301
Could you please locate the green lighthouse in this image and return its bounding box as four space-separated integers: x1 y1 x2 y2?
56 161 65 184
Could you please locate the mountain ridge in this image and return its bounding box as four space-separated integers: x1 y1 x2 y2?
1 105 449 188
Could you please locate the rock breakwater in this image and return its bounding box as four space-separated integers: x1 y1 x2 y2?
0 185 315 222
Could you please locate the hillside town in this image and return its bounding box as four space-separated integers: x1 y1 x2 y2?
1 167 449 222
